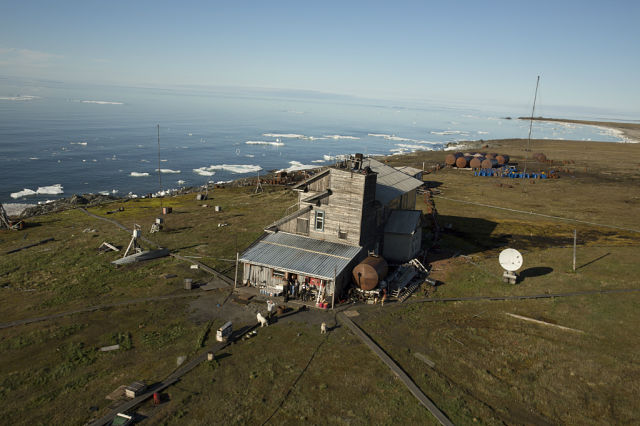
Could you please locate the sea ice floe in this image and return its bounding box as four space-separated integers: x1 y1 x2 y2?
278 161 322 172
430 130 469 136
194 164 262 175
155 169 181 174
130 172 150 177
0 95 39 101
70 141 88 146
368 133 439 144
324 135 360 140
10 184 64 199
245 140 285 146
263 133 306 139
80 100 123 105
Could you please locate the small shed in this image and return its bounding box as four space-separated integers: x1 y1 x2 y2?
125 381 147 399
240 232 363 301
383 210 422 263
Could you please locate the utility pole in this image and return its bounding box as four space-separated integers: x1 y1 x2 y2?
523 75 540 177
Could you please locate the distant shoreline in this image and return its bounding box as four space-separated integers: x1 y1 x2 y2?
517 117 640 143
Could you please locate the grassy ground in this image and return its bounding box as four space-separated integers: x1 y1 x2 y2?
1 136 639 424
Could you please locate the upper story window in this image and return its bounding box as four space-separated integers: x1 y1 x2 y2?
314 210 325 231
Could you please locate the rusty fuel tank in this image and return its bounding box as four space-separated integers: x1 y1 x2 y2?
496 154 510 165
533 152 547 162
352 256 389 290
456 155 472 168
445 152 463 166
469 156 485 169
481 158 498 169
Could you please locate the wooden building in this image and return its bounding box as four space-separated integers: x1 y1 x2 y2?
240 155 424 301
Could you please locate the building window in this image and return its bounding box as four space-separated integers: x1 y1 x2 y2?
314 210 325 231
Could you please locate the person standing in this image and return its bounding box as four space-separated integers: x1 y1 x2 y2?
267 299 275 320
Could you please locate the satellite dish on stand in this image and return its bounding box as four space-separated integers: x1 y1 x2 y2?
499 248 523 284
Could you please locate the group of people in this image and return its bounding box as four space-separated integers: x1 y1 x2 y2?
282 275 315 302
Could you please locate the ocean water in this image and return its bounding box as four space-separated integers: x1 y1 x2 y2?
0 82 629 207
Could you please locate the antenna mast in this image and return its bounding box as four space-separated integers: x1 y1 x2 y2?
157 124 163 209
523 75 540 176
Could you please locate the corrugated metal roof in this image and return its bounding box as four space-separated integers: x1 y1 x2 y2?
394 166 423 177
384 210 422 235
364 158 424 205
240 232 362 280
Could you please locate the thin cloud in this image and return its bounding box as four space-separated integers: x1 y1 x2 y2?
0 47 62 68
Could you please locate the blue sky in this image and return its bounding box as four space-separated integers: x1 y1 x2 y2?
1 0 639 115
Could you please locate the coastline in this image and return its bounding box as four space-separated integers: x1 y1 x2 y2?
518 117 640 143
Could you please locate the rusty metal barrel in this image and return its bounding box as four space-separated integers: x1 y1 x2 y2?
481 158 498 169
352 256 388 290
486 153 497 159
445 152 463 166
469 156 485 169
455 155 472 168
496 154 510 165
533 152 547 162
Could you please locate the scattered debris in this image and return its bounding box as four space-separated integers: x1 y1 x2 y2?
242 330 258 340
343 310 360 317
99 344 120 352
98 242 120 252
176 355 186 366
106 385 127 401
190 264 199 269
162 207 172 214
106 206 125 215
160 273 177 279
506 313 585 334
82 228 97 233
217 223 229 227
214 205 222 212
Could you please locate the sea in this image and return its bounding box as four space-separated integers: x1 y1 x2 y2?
0 79 634 212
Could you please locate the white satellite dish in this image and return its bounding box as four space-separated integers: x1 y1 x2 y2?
499 248 523 284
499 248 523 271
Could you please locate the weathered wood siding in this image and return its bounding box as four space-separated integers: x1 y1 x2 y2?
306 169 370 246
277 210 310 235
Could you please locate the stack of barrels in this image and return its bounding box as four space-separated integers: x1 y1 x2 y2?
445 152 510 169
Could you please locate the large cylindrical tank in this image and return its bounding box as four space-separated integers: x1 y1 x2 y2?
486 153 497 160
481 158 498 169
533 152 547 162
352 256 388 290
456 156 472 168
496 154 510 165
469 156 485 169
445 152 462 166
